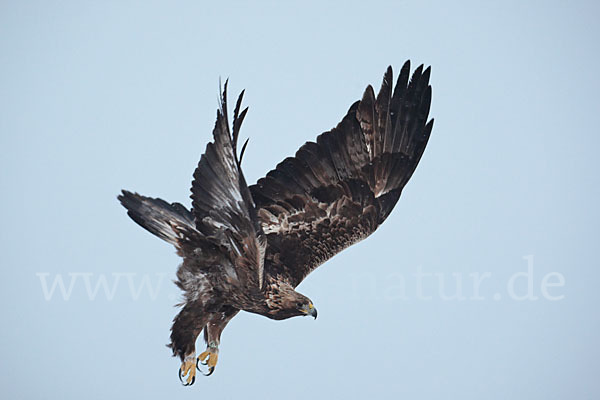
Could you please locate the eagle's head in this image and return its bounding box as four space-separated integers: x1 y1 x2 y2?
265 283 317 320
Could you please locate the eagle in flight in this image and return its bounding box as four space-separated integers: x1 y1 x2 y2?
118 61 433 385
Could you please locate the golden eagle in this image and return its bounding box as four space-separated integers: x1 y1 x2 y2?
118 61 433 385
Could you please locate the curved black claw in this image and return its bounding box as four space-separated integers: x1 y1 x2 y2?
196 358 214 376
178 367 195 386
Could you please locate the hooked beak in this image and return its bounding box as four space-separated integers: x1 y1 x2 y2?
302 302 318 319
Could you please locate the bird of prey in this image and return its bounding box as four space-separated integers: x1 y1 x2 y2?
118 61 433 385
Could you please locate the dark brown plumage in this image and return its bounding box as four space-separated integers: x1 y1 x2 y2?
118 61 434 383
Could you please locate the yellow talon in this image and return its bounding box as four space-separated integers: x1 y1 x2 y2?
198 350 210 363
197 346 219 374
179 355 197 386
207 352 218 368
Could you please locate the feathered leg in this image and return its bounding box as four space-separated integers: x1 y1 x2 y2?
197 306 239 376
169 301 208 386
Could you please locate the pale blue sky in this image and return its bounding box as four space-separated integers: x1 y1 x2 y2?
1 1 599 399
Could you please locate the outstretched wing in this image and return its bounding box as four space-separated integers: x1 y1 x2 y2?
191 83 267 288
249 61 433 286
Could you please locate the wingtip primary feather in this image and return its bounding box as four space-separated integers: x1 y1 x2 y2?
215 81 250 166
239 138 250 164
385 65 393 81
